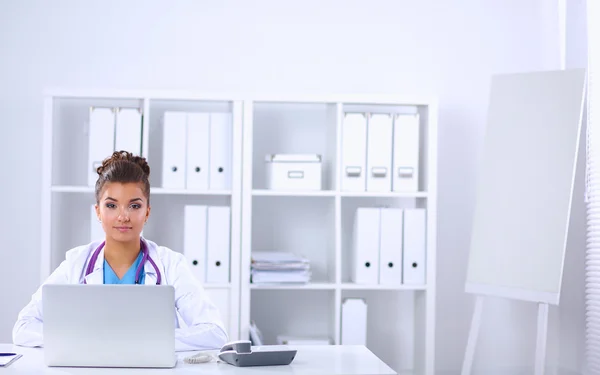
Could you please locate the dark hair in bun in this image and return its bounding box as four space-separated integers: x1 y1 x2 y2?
95 151 151 204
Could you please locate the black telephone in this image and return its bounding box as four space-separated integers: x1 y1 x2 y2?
217 340 297 367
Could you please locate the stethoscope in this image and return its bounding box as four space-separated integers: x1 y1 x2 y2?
84 238 162 285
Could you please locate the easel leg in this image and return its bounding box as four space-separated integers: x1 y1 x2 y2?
535 303 549 375
461 296 484 375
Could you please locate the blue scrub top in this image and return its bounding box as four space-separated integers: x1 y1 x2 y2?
104 251 146 284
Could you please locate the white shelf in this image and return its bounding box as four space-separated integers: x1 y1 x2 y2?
252 189 336 197
42 91 437 375
203 283 232 289
51 186 94 193
340 283 427 291
151 188 231 196
42 93 244 349
50 185 231 196
250 283 427 291
252 189 427 198
340 191 428 198
250 283 336 290
241 98 437 375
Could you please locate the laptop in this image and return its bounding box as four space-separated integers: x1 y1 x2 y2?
42 284 177 368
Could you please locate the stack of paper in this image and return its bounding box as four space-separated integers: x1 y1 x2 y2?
276 335 332 345
251 252 311 284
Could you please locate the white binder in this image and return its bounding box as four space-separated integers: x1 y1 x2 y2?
205 288 230 336
393 114 420 192
397 293 416 370
341 113 367 191
90 204 104 242
402 208 426 285
352 208 380 284
114 108 142 155
88 108 115 186
209 113 232 190
206 206 231 283
341 298 368 345
161 112 187 189
183 205 207 283
366 114 393 192
186 113 210 190
379 208 403 285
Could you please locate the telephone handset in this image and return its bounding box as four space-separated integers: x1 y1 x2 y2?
218 340 297 367
219 340 251 354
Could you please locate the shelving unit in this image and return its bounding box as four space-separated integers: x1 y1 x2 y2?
240 96 437 375
41 90 244 341
42 90 437 375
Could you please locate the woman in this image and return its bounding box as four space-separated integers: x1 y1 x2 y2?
12 151 228 351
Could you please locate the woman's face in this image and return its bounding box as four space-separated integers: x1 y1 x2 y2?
95 182 150 244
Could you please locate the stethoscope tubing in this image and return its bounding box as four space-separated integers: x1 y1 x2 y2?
84 238 161 285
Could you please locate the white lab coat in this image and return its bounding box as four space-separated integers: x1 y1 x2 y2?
12 237 228 352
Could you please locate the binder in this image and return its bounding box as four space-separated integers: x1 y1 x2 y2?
341 113 367 191
402 208 426 285
161 112 187 189
351 208 380 284
379 208 403 285
88 108 115 186
209 113 232 190
366 114 393 192
205 288 230 335
206 206 231 283
341 298 368 345
393 114 420 192
185 113 210 190
398 293 416 370
90 204 104 242
114 108 142 155
183 205 207 283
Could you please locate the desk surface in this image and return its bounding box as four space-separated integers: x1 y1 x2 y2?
0 343 397 374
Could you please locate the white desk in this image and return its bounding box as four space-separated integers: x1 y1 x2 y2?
0 343 396 374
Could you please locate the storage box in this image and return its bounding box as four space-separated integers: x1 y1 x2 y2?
265 154 322 190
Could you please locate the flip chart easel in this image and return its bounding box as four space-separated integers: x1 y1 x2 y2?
461 69 587 375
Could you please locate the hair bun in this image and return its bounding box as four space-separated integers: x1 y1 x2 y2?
132 155 150 177
96 151 150 178
94 151 152 204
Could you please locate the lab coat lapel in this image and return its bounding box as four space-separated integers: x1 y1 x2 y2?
83 245 105 285
142 238 162 285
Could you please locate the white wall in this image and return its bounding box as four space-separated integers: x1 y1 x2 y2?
0 0 564 373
